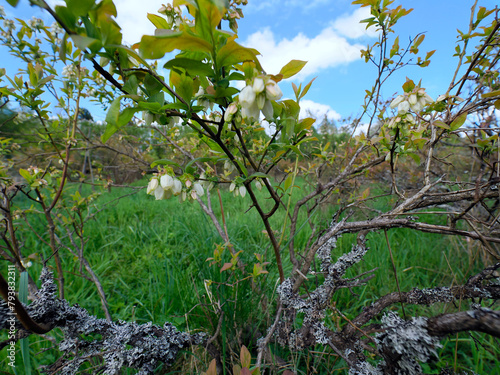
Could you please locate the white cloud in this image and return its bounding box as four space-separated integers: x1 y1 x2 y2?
114 0 163 44
332 7 379 39
299 99 341 122
244 27 363 81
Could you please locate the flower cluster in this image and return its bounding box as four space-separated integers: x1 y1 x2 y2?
50 21 63 36
390 88 433 114
388 88 433 129
28 17 44 29
158 3 182 30
0 6 5 18
147 173 205 202
62 64 84 81
225 75 283 124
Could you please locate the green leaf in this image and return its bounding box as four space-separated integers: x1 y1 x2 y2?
235 160 248 177
284 174 293 191
117 107 138 127
284 144 304 156
279 60 307 79
282 99 300 119
105 96 121 125
247 172 270 180
408 152 421 165
450 112 467 131
299 77 316 100
147 13 171 29
59 33 68 63
55 5 78 31
70 34 102 52
216 39 261 69
65 0 95 16
136 101 161 112
433 120 449 130
19 169 32 182
151 159 181 168
139 32 212 60
295 117 315 134
184 157 216 174
101 96 122 143
481 89 500 99
402 78 415 93
164 57 214 77
6 0 20 6
170 71 194 102
202 137 224 153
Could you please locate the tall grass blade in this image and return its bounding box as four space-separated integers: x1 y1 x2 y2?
19 271 32 375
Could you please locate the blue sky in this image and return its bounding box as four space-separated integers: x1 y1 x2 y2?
1 0 498 127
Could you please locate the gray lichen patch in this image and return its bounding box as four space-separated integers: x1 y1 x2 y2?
2 268 206 375
376 312 441 374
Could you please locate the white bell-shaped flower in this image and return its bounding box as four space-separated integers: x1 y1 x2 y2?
172 178 182 195
239 86 256 108
160 174 174 189
147 178 159 195
193 182 204 196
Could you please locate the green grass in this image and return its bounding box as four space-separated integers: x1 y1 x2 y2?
0 179 498 374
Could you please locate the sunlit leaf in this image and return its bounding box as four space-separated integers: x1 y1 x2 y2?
147 13 171 29
279 60 307 79
139 32 212 60
217 39 261 69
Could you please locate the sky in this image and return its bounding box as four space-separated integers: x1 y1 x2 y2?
1 0 498 127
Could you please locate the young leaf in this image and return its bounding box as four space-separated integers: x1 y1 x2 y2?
220 263 233 272
206 359 217 375
147 13 171 29
240 345 251 368
284 174 293 191
450 112 467 131
279 60 307 79
299 77 316 100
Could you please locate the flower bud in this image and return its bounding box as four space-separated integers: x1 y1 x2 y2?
265 80 283 101
252 78 265 94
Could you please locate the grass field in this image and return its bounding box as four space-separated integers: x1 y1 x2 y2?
1 179 499 374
